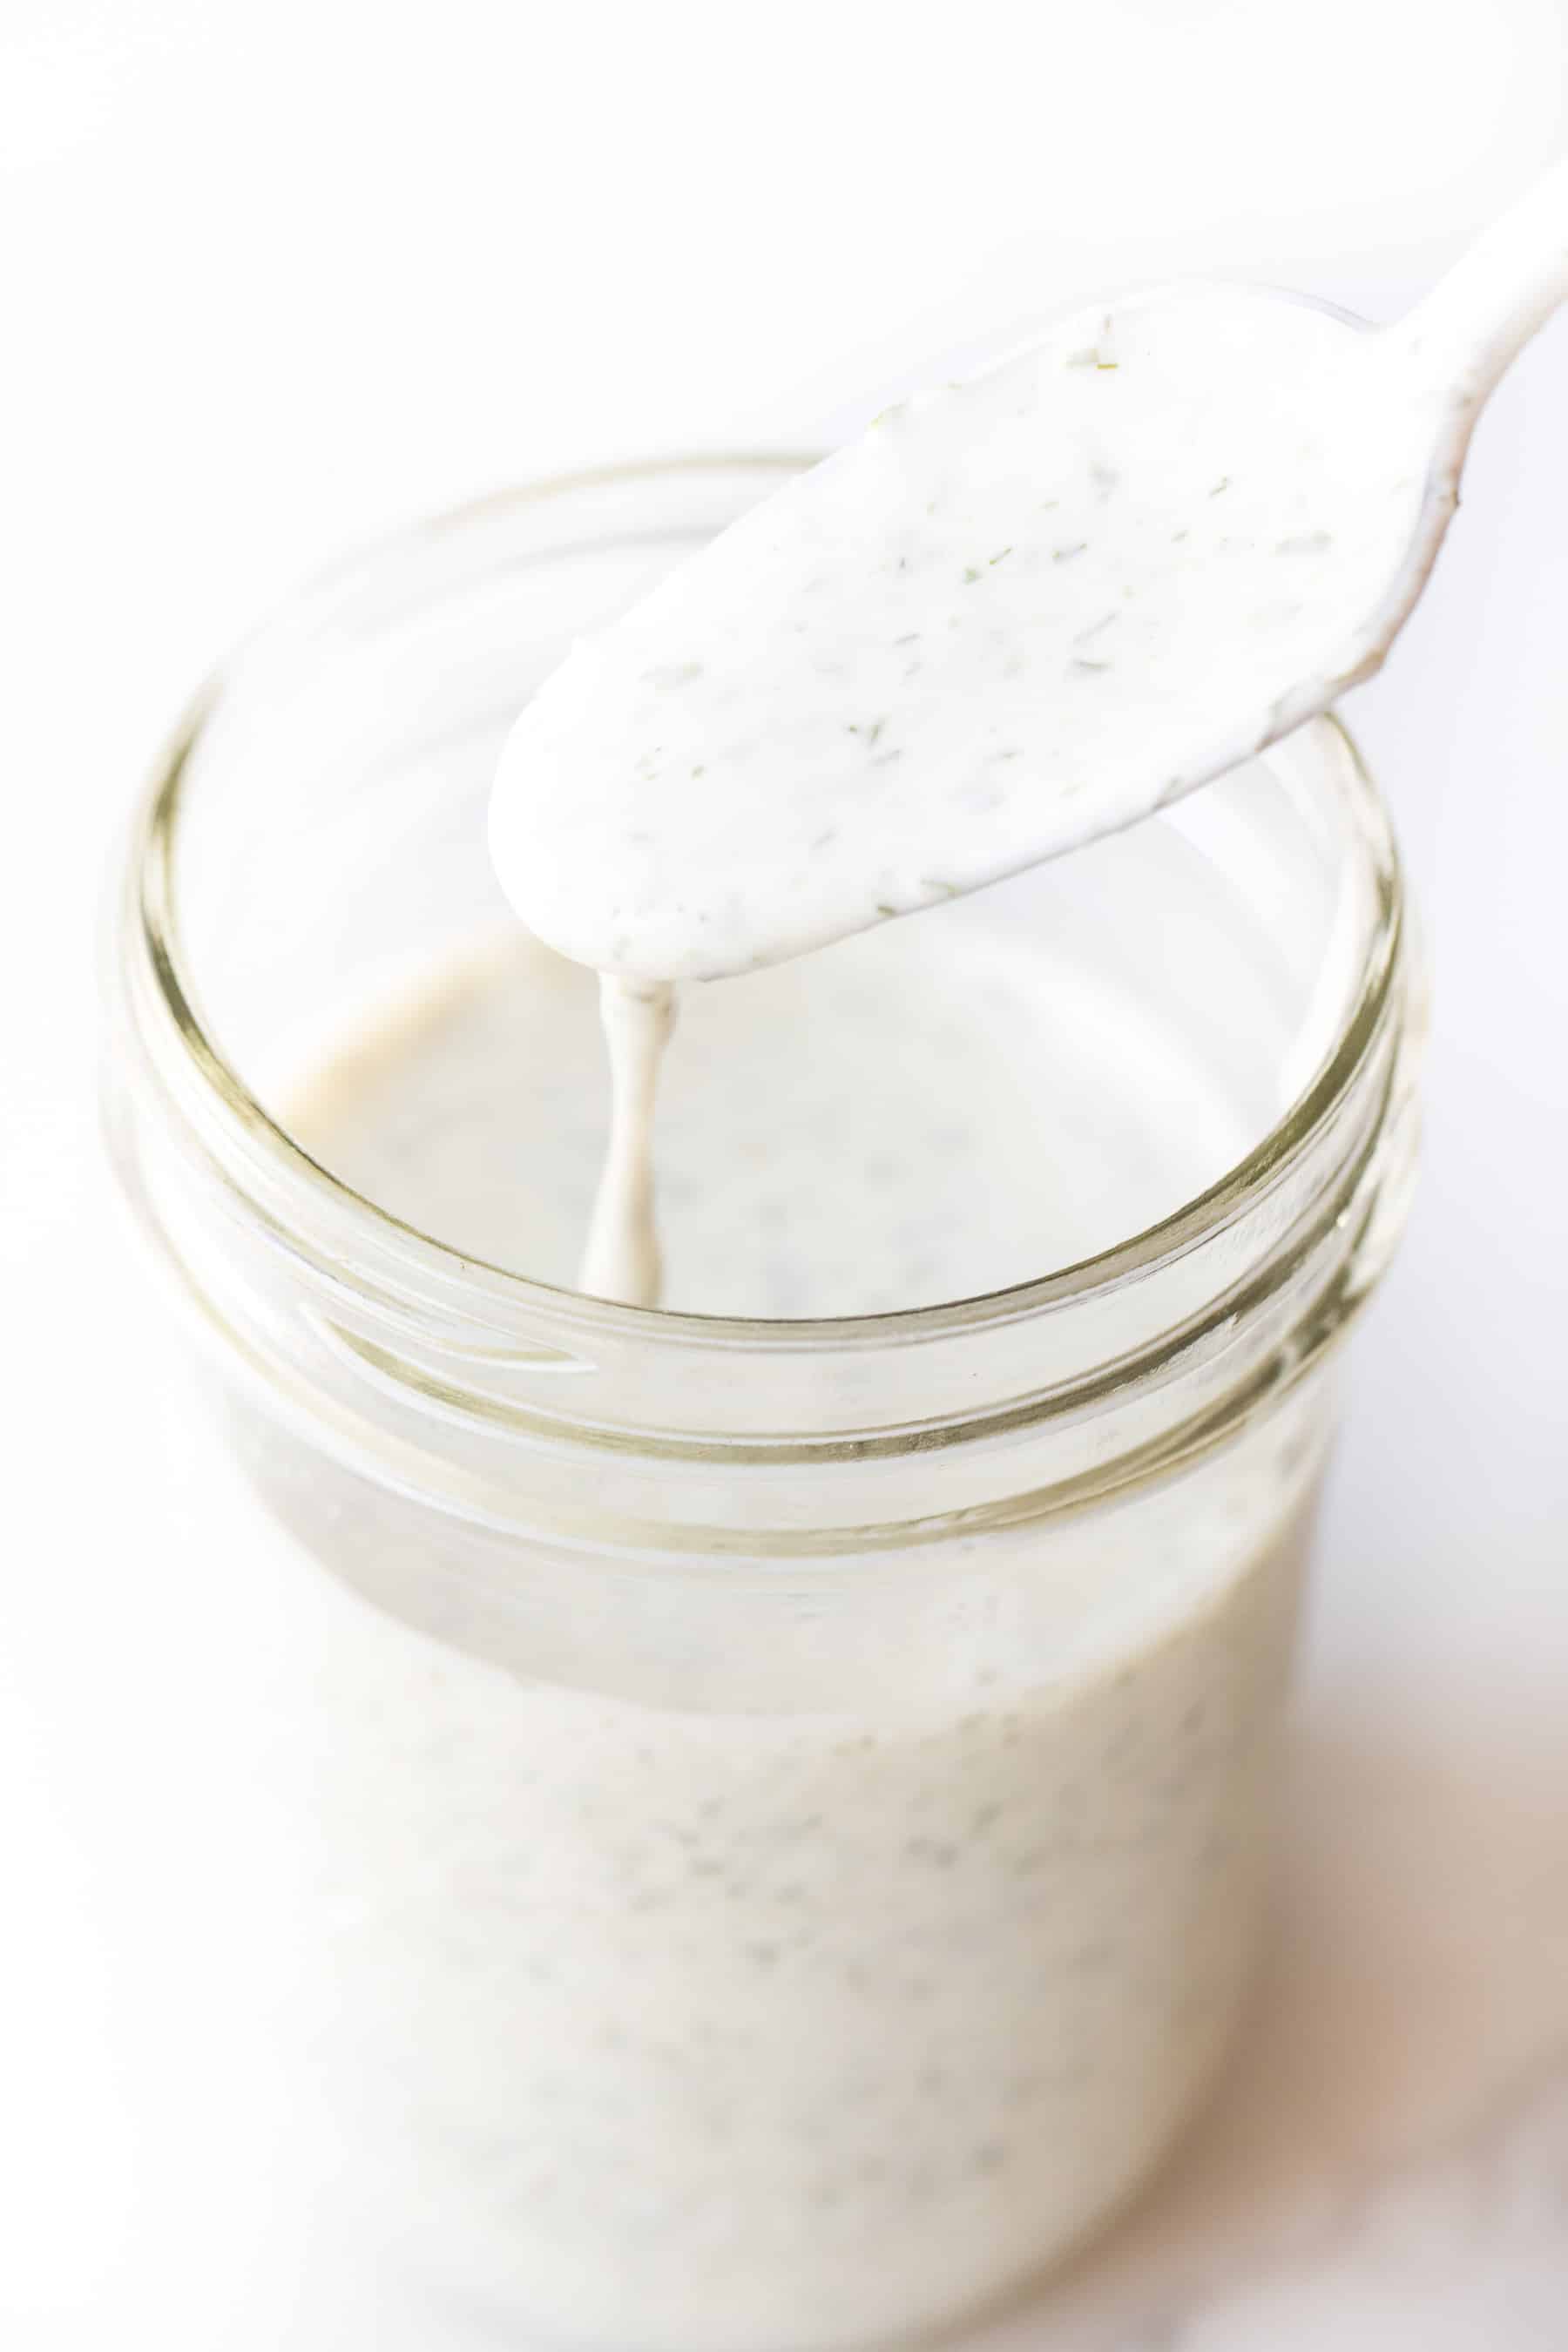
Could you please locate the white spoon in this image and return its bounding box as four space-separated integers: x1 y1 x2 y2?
491 165 1568 985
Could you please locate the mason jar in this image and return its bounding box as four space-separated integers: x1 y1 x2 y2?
101 459 1423 2352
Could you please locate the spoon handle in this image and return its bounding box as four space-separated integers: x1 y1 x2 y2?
1394 159 1568 410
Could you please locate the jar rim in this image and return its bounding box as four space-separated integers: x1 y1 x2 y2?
118 454 1407 1361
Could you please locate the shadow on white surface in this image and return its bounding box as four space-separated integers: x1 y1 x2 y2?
964 1704 1568 2348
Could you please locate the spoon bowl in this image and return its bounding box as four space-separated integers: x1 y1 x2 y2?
491 166 1568 983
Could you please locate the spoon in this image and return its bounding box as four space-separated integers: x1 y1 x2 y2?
491 164 1568 984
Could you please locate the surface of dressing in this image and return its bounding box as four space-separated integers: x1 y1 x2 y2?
289 868 1274 1318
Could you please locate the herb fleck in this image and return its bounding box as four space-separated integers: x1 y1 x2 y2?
1075 611 1119 646
1209 476 1231 497
1053 541 1089 563
963 566 982 585
988 546 1013 565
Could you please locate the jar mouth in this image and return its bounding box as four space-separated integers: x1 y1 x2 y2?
120 456 1406 1357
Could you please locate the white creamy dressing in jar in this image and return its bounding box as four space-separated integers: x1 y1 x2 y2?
270 299 1395 2345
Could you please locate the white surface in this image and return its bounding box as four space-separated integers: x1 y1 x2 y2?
5 4 1568 2346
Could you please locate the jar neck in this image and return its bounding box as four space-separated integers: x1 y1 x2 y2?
106 806 1419 1554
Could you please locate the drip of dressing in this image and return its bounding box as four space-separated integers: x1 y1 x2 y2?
577 976 676 1306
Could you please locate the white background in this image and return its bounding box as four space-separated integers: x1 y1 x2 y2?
5 3 1568 2346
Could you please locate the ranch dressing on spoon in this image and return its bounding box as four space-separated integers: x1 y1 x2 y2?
490 172 1568 1305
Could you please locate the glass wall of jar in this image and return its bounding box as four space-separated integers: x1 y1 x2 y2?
102 463 1423 2352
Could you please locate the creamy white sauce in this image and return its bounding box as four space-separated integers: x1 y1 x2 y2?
490 286 1423 989
578 976 675 1308
487 286 1428 1301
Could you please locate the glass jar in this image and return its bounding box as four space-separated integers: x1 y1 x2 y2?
102 460 1423 2352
